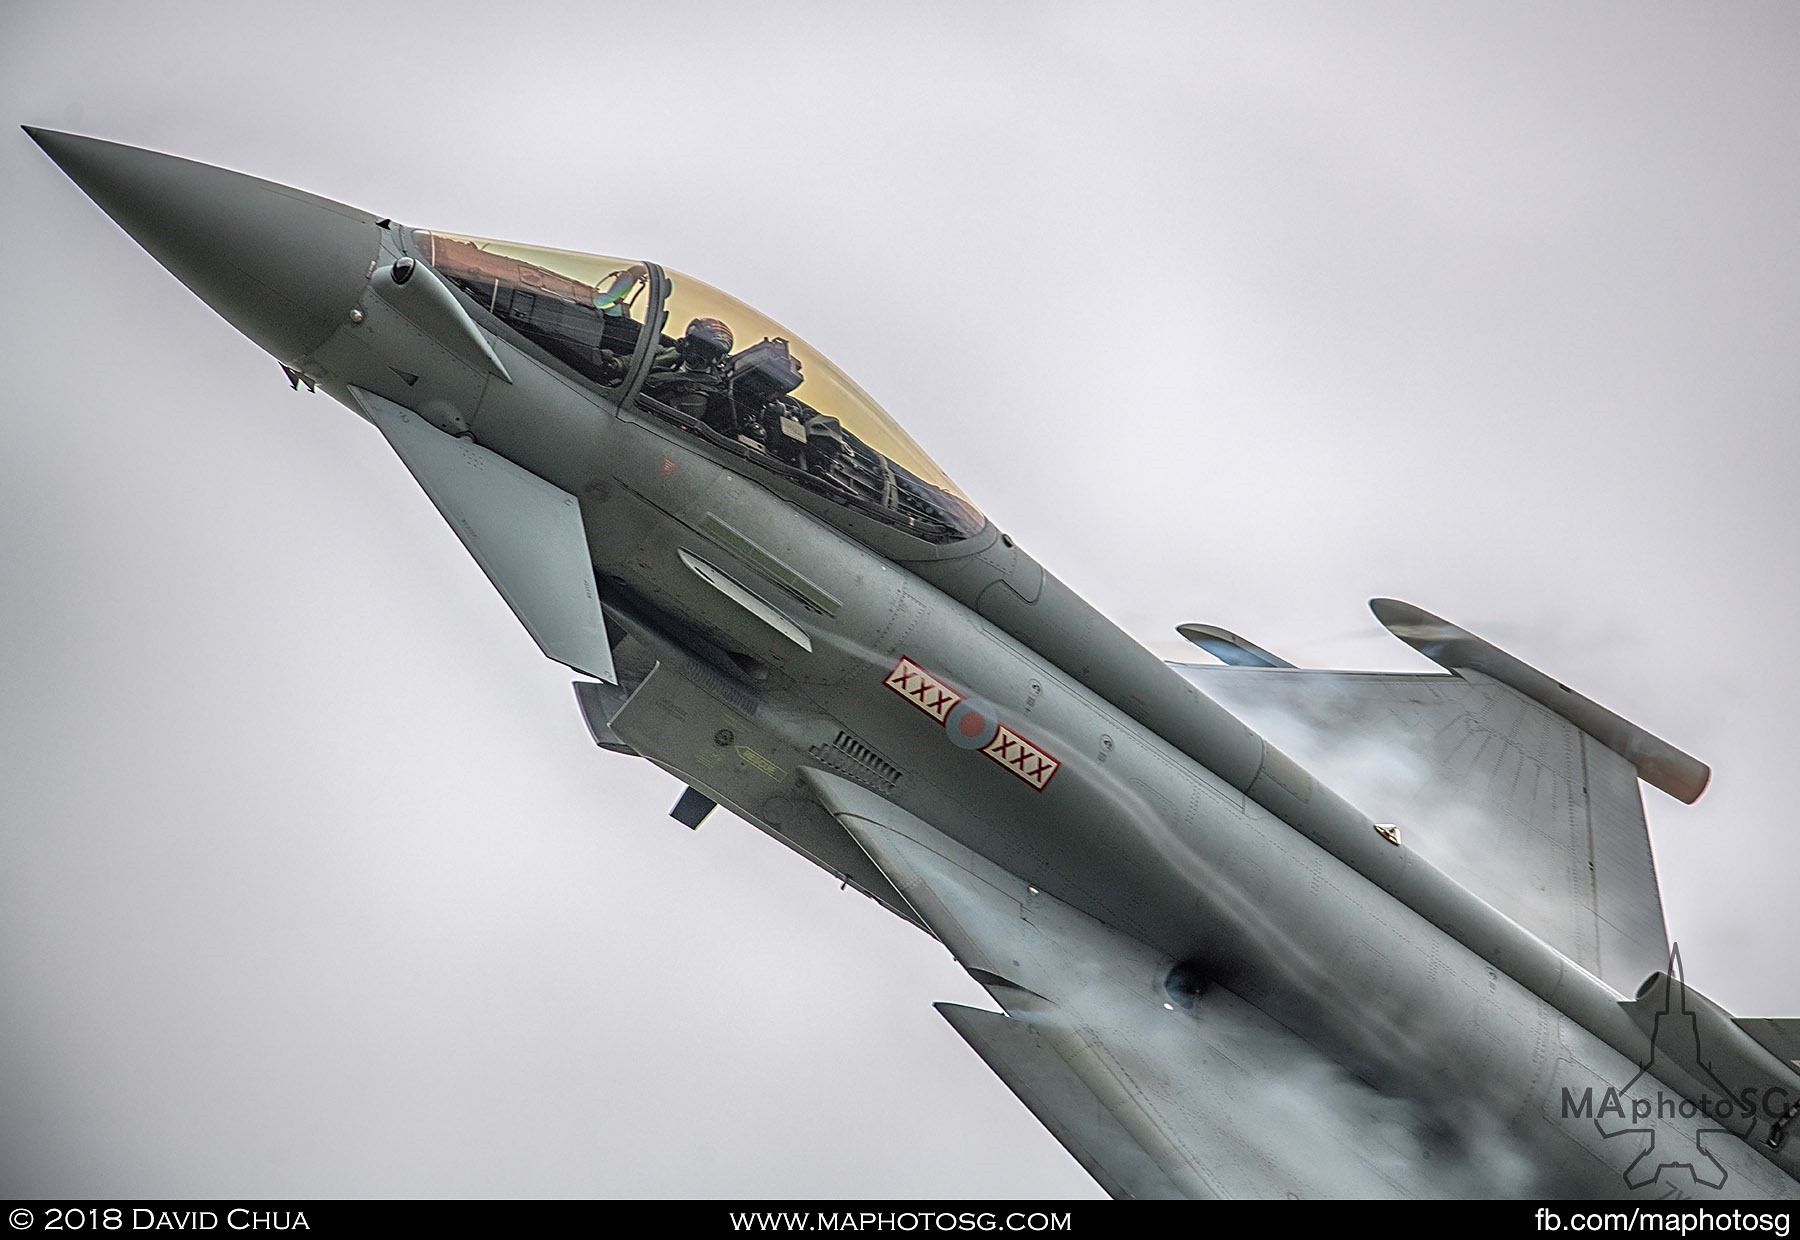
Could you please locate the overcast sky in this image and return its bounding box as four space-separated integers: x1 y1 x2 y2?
4 1 1798 1200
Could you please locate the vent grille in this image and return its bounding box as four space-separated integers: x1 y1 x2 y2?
687 661 760 718
812 730 902 793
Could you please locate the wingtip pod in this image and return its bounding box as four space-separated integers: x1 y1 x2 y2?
1370 598 1711 803
1174 623 1295 669
1368 597 1458 649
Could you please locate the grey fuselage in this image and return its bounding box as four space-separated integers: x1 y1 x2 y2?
31 128 1799 1199
332 226 1795 1198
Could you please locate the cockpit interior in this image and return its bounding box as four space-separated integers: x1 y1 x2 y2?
409 230 983 544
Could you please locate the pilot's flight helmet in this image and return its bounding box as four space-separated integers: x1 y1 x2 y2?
681 316 734 365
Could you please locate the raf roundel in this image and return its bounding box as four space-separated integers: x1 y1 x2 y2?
884 657 1059 790
945 698 1001 751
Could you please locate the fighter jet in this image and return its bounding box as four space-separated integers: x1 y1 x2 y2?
28 128 1800 1199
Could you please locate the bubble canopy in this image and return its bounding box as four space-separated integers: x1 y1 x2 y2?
410 230 984 544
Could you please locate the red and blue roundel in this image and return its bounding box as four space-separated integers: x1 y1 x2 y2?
945 698 1000 750
883 656 1060 791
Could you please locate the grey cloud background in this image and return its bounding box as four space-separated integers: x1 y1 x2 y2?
3 0 1796 1198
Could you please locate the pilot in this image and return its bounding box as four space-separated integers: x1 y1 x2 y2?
587 344 627 387
642 316 735 429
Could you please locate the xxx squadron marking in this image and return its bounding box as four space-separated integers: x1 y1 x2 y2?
982 723 1060 790
886 657 962 722
885 656 1059 791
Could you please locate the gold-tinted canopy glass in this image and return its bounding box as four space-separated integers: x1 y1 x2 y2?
650 266 981 541
412 230 983 543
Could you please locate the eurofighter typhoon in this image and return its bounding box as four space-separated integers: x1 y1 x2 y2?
28 128 1800 1199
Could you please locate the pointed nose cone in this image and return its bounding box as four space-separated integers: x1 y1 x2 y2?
26 127 381 363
